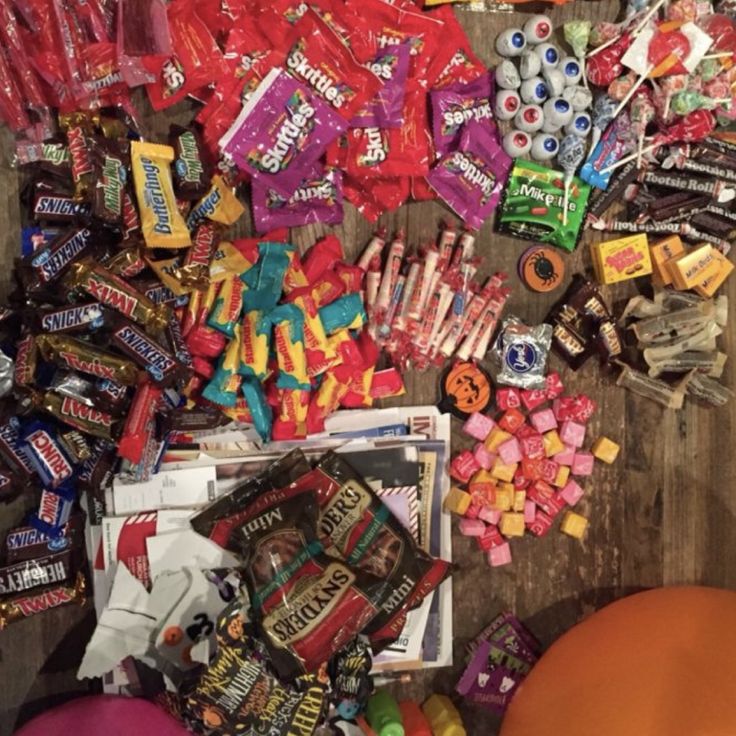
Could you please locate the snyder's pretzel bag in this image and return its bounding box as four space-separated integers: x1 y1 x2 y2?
228 490 384 680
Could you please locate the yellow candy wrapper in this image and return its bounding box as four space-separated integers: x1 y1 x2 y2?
187 175 245 230
131 141 191 248
207 274 244 338
240 310 270 380
267 304 310 391
283 249 310 294
210 241 258 283
147 257 188 297
289 291 335 378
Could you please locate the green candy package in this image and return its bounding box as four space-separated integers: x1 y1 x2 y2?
497 160 591 253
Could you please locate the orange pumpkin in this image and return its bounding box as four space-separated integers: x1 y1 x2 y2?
440 361 493 418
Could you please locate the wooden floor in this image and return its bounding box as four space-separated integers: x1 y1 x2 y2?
2 2 736 734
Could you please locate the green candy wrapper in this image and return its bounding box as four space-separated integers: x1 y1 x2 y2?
497 160 591 252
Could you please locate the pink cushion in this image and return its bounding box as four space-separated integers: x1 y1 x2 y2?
16 696 190 736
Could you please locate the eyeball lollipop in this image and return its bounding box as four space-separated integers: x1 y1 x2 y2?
514 104 544 133
564 112 592 137
534 43 560 69
562 85 593 112
519 51 542 80
520 77 548 104
495 60 521 90
494 89 521 121
543 97 573 127
531 134 560 162
543 68 565 97
503 131 532 158
496 28 527 57
523 15 553 45
559 57 582 86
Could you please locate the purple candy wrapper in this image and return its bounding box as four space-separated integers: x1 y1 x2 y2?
252 165 344 232
219 68 347 198
431 73 495 156
457 613 540 714
427 118 512 230
351 42 411 129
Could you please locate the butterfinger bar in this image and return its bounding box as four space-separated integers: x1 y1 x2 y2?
0 571 85 630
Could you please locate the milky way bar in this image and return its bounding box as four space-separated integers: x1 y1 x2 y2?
0 549 74 596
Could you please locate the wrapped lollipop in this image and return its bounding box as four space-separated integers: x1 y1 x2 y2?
608 70 639 101
704 73 734 101
558 134 586 226
630 88 655 166
656 73 689 119
671 90 733 115
600 109 717 174
587 34 632 87
564 20 591 86
697 58 724 83
665 0 699 22
590 21 624 48
589 94 617 157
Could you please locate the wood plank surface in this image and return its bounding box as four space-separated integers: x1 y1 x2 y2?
3 1 736 734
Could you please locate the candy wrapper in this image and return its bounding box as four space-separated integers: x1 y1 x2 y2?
219 68 346 199
431 74 495 156
351 43 411 129
251 166 344 232
492 318 553 390
181 599 328 735
428 119 512 231
497 160 592 252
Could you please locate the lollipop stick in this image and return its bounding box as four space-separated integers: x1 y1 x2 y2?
599 141 660 174
587 35 620 58
563 181 570 226
632 0 668 38
702 52 734 60
611 65 653 119
664 92 673 119
637 130 645 167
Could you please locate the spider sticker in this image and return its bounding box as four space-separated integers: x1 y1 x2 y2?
519 245 565 293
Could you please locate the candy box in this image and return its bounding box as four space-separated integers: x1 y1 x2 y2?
590 234 653 285
649 235 685 286
497 159 591 253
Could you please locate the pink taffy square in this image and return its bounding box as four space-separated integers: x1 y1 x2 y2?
572 452 595 476
479 506 501 525
545 372 564 399
530 408 557 434
498 437 523 465
473 443 495 470
523 499 536 523
487 542 512 567
560 420 586 448
463 412 496 442
560 479 585 506
521 389 547 411
459 518 486 537
554 444 576 466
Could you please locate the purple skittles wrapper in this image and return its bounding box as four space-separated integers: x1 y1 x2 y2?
252 165 344 232
351 42 411 129
427 119 512 231
219 68 347 198
431 73 496 156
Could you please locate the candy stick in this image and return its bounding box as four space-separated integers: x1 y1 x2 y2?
631 0 668 38
430 263 475 358
364 269 381 325
413 281 450 355
393 259 420 332
378 275 406 340
472 290 511 361
408 247 439 321
426 287 456 356
357 227 387 271
375 231 405 313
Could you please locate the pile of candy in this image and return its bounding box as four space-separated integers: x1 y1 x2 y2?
76 448 449 733
362 222 510 372
493 15 593 180
3 0 514 231
618 290 731 408
446 370 619 567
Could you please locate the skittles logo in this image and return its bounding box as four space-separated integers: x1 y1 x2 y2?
438 360 493 420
